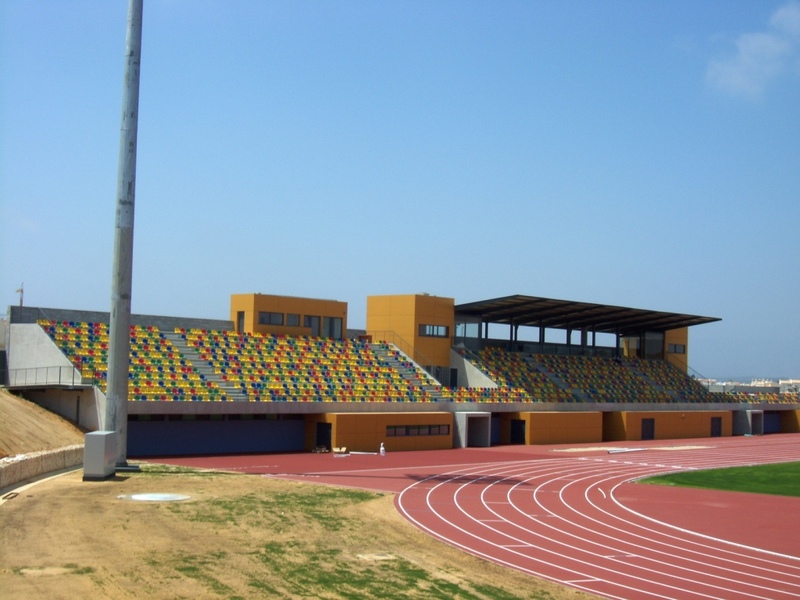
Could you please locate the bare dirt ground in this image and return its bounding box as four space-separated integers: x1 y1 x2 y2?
0 389 85 458
0 390 593 599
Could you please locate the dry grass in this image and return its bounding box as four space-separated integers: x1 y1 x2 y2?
0 389 595 598
0 389 85 459
0 464 596 599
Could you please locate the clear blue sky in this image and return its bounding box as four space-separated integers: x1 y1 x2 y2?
2 1 798 381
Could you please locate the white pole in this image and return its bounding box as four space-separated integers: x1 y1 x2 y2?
106 0 143 467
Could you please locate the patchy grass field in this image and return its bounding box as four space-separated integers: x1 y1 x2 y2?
640 461 800 497
0 464 595 599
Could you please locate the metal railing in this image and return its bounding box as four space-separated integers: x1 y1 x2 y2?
7 366 86 387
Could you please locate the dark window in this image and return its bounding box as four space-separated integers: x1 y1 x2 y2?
419 324 449 338
258 312 284 326
643 331 664 360
287 313 300 327
304 315 321 337
323 317 343 339
386 424 449 437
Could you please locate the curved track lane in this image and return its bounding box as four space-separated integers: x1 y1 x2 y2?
396 436 800 600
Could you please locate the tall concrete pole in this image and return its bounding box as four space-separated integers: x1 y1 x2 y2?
106 0 143 467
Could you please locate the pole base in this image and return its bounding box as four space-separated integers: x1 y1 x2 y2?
115 463 141 473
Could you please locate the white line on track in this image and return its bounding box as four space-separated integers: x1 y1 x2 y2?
396 435 800 600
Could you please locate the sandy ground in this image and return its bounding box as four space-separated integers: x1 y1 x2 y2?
0 389 592 599
0 389 85 458
0 466 594 599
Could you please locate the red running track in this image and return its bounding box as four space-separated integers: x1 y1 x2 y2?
156 434 800 600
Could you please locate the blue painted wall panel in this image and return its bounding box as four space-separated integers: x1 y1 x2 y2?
128 419 305 456
764 411 782 434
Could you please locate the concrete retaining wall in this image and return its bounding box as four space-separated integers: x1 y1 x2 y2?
0 444 83 491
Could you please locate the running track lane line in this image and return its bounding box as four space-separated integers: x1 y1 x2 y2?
503 463 798 595
408 462 792 599
396 442 800 600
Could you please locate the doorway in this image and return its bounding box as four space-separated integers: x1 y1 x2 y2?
510 419 526 445
641 418 655 441
315 422 332 450
464 413 491 447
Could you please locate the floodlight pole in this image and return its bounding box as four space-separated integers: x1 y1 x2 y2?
106 0 143 467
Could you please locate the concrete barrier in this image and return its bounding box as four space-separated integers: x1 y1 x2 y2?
0 444 84 492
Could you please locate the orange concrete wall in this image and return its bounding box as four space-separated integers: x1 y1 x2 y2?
499 412 602 445
603 412 627 442
306 412 453 453
664 327 689 372
367 295 416 348
780 410 800 433
604 410 732 442
528 411 603 444
366 294 454 367
230 293 347 338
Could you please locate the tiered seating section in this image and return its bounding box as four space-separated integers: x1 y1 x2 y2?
727 391 800 404
533 354 673 403
626 357 716 403
40 320 109 381
438 386 533 403
38 320 225 401
441 348 544 403
449 347 720 404
40 320 757 405
180 329 431 402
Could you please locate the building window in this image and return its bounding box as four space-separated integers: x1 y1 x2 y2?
323 316 343 340
419 324 449 338
386 424 450 437
304 315 321 337
668 343 686 354
287 313 300 327
258 312 284 326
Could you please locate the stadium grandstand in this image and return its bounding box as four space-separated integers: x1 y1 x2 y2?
3 292 799 456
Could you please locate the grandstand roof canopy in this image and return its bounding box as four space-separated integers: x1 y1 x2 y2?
454 295 720 336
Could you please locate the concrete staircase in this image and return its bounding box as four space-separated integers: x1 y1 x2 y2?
522 355 586 402
370 343 445 401
620 358 680 402
163 331 247 401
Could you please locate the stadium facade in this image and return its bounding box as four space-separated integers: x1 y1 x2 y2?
4 293 799 457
